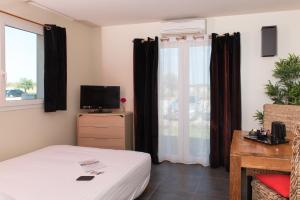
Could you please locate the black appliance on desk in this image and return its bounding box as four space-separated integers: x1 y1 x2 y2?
271 121 286 144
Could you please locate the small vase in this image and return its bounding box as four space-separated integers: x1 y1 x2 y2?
121 103 126 113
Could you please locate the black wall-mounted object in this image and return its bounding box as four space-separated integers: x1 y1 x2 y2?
261 26 277 57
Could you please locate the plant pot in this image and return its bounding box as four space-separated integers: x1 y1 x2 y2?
263 104 300 132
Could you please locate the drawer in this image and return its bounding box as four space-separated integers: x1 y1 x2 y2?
78 126 124 139
78 115 124 127
78 138 125 150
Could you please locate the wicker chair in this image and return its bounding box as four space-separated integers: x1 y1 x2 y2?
246 104 299 198
251 124 300 200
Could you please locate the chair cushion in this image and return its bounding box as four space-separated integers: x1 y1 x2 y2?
256 174 290 198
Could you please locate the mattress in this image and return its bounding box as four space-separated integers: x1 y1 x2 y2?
0 145 151 200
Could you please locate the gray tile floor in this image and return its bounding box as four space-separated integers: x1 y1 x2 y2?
137 162 229 200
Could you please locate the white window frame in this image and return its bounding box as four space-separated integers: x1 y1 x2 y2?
0 13 44 111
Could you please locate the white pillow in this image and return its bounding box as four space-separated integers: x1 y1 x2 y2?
0 193 14 200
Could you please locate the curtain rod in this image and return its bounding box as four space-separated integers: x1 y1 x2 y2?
0 10 44 27
160 34 212 42
160 33 237 42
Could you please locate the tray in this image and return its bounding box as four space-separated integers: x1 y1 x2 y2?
244 135 289 145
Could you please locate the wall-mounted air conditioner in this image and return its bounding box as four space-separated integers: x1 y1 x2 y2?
160 18 206 36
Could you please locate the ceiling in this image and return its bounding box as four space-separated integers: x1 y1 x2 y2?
28 0 300 26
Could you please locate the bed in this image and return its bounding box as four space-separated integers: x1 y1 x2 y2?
0 145 151 200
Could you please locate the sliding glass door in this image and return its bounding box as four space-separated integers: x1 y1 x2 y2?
158 36 211 166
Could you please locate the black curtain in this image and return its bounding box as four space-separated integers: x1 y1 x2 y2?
210 33 241 170
133 37 159 164
44 25 67 112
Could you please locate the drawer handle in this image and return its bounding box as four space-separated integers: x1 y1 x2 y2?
80 125 123 128
91 126 109 128
79 125 110 128
79 137 122 140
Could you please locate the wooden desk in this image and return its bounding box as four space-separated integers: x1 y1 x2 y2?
229 130 292 200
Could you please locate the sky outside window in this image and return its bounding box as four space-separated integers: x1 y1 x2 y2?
5 26 37 85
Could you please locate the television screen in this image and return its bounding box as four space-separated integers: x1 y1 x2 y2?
80 85 120 109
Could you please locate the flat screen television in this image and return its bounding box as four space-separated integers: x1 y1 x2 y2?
80 85 120 110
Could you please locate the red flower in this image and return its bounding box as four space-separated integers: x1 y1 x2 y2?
120 97 127 103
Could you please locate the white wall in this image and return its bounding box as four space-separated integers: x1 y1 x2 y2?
99 10 300 131
99 23 161 111
0 0 97 161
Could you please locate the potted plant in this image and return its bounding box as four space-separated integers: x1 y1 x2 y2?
254 54 300 128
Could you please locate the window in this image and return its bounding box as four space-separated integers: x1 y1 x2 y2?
0 14 44 110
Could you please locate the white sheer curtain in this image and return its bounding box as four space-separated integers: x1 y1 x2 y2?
158 36 211 166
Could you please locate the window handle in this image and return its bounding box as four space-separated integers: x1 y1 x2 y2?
0 72 6 83
0 71 6 76
0 71 5 79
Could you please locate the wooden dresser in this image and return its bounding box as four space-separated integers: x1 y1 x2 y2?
77 112 133 150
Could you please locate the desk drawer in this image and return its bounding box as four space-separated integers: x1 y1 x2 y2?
78 126 124 139
241 156 291 172
78 115 124 127
78 138 124 150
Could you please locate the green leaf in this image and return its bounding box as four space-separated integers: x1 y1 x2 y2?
265 81 284 104
253 110 264 125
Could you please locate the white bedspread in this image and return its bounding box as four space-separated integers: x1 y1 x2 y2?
0 145 151 200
